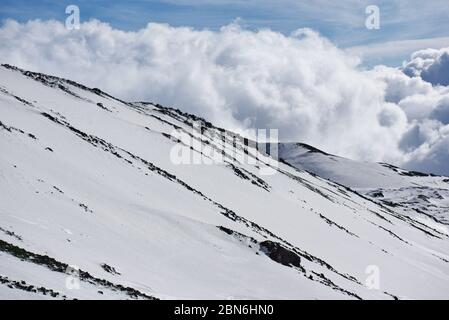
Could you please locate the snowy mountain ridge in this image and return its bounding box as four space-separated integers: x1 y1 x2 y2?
1 64 449 299
278 143 449 225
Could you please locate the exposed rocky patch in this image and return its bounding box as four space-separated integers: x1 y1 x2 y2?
0 275 65 299
0 239 157 300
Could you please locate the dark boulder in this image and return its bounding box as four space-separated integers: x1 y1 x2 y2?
259 241 301 268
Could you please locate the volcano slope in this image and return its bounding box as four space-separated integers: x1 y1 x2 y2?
1 64 449 299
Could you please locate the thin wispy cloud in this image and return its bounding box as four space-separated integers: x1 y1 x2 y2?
348 37 449 67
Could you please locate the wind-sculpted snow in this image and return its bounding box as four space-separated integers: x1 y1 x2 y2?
1 65 449 299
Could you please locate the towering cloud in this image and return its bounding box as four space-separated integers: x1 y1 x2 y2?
0 19 448 175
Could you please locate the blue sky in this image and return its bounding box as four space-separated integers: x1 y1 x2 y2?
1 0 449 66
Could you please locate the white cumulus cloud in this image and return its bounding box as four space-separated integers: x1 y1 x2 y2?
402 47 449 86
0 19 448 175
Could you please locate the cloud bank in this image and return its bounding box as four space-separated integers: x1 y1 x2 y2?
0 19 448 175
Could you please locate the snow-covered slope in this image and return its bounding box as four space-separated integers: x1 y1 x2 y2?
279 143 449 225
1 64 449 300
